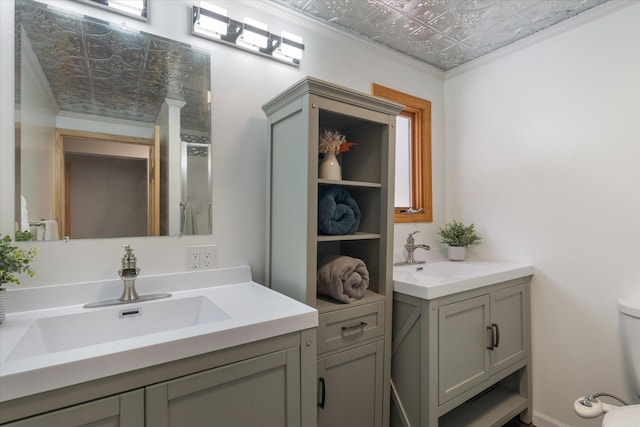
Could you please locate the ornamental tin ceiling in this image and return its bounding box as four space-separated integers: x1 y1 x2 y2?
15 0 211 141
269 0 611 71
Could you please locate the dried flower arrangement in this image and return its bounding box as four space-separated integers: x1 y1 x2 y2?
318 129 356 154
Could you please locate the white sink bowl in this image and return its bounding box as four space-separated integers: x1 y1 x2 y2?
393 260 534 300
5 296 230 362
410 260 492 278
0 266 319 403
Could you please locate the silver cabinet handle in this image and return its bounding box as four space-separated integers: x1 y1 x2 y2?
342 321 368 333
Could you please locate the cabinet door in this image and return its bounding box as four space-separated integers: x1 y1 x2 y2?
438 295 491 404
490 284 526 375
146 348 301 427
317 341 384 427
3 389 144 427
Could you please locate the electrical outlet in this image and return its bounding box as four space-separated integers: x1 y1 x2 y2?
185 245 216 270
201 246 216 269
187 247 200 270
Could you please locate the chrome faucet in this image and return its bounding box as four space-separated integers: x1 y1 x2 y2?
84 244 171 308
119 244 141 302
395 231 430 265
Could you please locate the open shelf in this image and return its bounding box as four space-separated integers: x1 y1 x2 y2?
438 386 528 427
316 289 385 314
318 178 381 188
317 232 380 242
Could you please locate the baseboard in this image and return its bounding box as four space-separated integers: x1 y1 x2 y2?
532 410 572 427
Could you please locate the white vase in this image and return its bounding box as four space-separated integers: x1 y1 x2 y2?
319 151 342 180
0 287 6 324
448 246 466 261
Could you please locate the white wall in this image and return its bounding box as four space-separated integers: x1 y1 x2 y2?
0 0 444 286
444 3 640 426
19 29 57 224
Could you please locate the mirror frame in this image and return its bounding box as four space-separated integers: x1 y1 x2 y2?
372 83 433 223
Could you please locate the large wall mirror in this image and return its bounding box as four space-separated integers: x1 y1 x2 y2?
15 0 212 240
372 84 432 223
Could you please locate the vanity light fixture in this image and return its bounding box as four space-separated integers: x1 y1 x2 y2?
73 0 148 20
274 31 304 62
108 0 145 17
192 2 304 66
238 18 269 51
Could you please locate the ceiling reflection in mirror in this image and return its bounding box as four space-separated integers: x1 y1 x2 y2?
15 0 212 240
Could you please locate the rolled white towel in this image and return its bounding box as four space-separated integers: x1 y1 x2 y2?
44 220 58 240
35 220 59 240
20 195 30 232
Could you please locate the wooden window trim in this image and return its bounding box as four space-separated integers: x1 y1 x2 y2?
371 84 432 223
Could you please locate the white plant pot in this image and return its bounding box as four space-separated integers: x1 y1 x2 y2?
448 246 466 261
319 151 342 180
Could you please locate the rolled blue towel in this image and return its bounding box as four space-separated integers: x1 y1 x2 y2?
318 186 361 235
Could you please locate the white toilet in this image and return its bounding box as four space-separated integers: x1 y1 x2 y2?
606 297 640 427
574 297 640 426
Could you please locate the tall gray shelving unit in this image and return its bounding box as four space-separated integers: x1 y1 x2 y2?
263 77 402 427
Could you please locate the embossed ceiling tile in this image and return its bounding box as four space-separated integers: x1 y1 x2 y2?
424 9 460 33
116 47 147 68
17 0 211 132
307 0 368 23
356 9 405 34
270 0 611 70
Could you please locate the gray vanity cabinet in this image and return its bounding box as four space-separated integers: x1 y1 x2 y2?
146 347 302 427
3 390 144 427
0 331 316 427
438 294 492 403
262 77 402 427
317 340 385 427
392 277 531 427
438 283 527 405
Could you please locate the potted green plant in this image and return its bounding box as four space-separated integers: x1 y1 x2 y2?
437 220 482 261
0 234 38 323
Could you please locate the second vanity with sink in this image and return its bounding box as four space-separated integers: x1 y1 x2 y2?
0 266 318 426
391 260 534 427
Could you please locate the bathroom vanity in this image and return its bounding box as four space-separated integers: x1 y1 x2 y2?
0 267 318 426
391 261 534 427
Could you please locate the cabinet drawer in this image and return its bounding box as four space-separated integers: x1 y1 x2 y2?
318 301 385 354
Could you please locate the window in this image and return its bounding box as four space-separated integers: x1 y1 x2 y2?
371 84 432 223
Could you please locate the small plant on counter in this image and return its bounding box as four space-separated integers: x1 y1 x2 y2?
14 230 34 242
0 234 38 285
318 129 356 154
437 220 482 249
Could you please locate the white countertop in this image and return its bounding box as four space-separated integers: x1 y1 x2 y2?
0 266 317 402
393 259 534 300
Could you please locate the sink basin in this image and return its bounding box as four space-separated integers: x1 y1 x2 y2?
0 266 319 403
6 296 230 361
398 261 491 278
393 260 534 300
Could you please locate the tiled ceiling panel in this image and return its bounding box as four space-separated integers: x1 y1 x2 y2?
16 0 211 134
269 0 611 70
